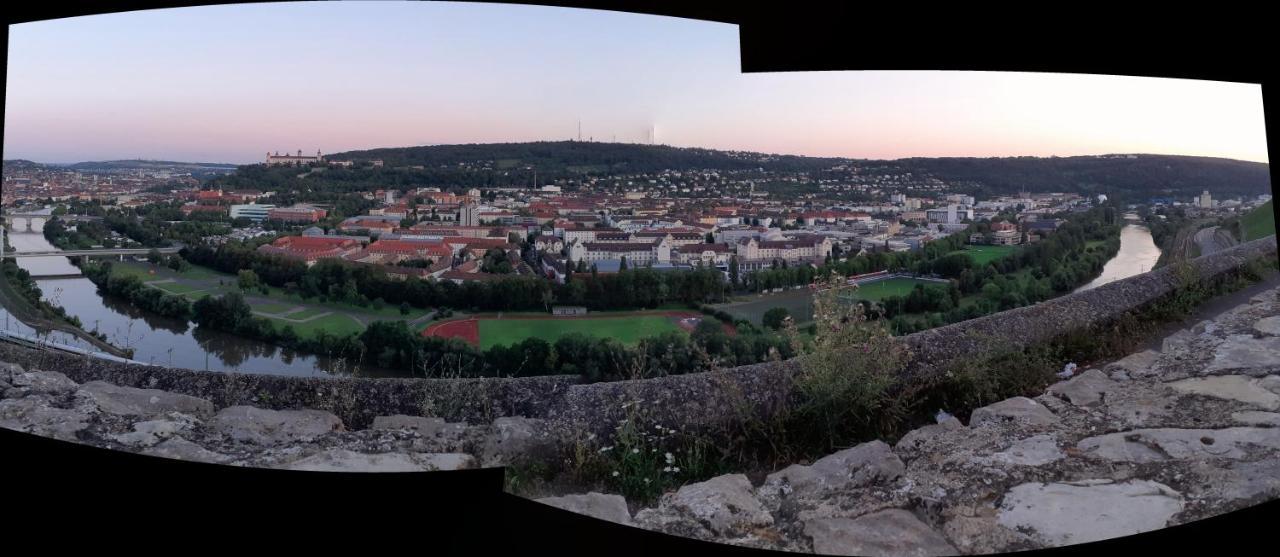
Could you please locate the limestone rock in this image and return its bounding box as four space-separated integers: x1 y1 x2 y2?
280 448 475 472
10 370 78 395
662 474 773 537
372 414 468 441
996 480 1183 546
1161 330 1199 357
1167 375 1280 410
537 492 633 525
77 381 214 418
1202 335 1280 373
1076 427 1280 463
1253 316 1280 336
760 440 904 502
1106 349 1162 378
1231 411 1280 426
1047 369 1116 407
969 397 1058 428
1260 375 1280 394
210 405 344 445
894 417 966 456
974 434 1065 467
804 509 957 557
480 416 555 467
0 361 23 381
111 417 194 447
942 513 1033 555
142 436 233 464
1102 386 1180 428
0 396 90 441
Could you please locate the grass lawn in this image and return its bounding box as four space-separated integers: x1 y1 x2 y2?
268 313 364 339
951 245 1019 266
479 315 683 349
843 277 950 302
714 289 814 327
1242 200 1276 241
113 261 221 282
150 282 207 295
281 307 329 321
250 301 296 314
111 262 166 281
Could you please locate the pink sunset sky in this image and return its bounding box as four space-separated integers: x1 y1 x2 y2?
3 2 1269 165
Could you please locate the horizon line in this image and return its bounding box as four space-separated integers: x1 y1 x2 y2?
3 140 1271 167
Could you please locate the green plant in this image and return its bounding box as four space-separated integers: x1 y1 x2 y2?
785 271 913 451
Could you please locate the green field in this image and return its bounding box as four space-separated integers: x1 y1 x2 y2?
267 313 364 339
280 307 329 321
714 289 815 326
249 301 295 314
841 277 951 301
1242 200 1276 241
479 315 683 349
113 261 219 281
952 245 1019 265
150 282 208 295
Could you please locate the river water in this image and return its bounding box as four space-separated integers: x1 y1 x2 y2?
1072 215 1162 294
1 216 370 377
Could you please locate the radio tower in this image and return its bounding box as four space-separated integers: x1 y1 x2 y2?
578 120 581 142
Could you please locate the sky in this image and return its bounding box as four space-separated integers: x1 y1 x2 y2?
3 2 1270 165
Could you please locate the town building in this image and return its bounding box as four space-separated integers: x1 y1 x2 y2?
266 149 323 166
229 203 276 222
256 236 361 265
267 205 327 223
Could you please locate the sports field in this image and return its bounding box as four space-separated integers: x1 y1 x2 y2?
842 277 950 301
951 245 1018 265
714 288 815 327
423 311 717 349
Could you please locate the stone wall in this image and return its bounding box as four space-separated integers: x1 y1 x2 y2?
0 236 1274 436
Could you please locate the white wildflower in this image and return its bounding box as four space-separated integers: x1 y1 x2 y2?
612 471 619 477
673 467 680 473
632 448 639 454
664 452 674 464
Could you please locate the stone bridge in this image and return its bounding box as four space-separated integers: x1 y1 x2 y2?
1 213 103 231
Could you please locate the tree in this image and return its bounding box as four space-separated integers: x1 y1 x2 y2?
147 248 162 264
237 269 261 291
762 307 791 330
619 256 628 271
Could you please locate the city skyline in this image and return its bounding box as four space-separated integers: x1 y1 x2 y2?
3 2 1271 165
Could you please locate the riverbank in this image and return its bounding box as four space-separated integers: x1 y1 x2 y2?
0 262 131 358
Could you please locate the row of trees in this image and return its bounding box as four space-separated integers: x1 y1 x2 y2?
81 262 193 320
181 241 730 312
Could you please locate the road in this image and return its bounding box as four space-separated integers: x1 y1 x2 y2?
1192 226 1239 257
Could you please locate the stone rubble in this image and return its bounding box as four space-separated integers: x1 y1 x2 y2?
618 285 1280 554
2 286 1279 555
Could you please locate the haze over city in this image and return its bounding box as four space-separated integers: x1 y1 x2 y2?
3 1 1271 164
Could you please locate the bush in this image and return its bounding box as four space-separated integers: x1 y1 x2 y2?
786 272 913 451
762 307 791 330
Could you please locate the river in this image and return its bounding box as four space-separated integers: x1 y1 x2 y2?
1072 214 1162 294
1 216 377 377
